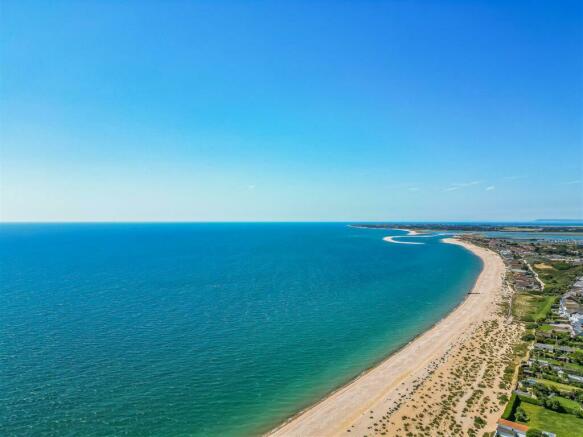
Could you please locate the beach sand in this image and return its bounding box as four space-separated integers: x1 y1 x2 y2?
394 229 420 235
382 236 423 245
383 229 423 244
268 238 521 436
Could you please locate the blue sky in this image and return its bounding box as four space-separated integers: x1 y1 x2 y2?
1 0 582 221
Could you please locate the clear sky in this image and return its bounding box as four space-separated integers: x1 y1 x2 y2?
1 0 582 222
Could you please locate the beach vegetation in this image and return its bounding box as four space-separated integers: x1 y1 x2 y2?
473 415 486 429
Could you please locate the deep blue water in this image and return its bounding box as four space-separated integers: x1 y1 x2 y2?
0 223 482 436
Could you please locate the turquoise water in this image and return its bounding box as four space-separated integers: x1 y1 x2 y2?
0 223 481 436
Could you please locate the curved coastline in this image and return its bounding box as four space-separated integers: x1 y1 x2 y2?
383 229 449 245
382 236 423 245
267 237 505 436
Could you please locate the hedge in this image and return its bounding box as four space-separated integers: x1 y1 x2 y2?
518 394 542 406
502 393 519 420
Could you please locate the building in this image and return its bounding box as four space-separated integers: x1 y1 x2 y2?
496 418 528 437
534 343 574 353
568 374 583 383
571 313 583 336
558 277 583 336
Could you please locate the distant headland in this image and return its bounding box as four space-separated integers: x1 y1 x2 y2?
351 223 583 233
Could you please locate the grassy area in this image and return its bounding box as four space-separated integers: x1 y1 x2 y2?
555 396 582 411
534 262 554 270
535 378 580 393
547 359 583 374
503 247 583 436
512 293 556 322
517 401 583 437
534 263 583 294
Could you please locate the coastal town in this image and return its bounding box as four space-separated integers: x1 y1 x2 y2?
460 234 583 437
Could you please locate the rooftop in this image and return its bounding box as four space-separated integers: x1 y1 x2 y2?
497 418 529 432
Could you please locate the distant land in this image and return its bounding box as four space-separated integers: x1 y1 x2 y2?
535 219 583 223
351 223 583 233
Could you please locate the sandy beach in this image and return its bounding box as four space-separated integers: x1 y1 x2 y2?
393 229 420 235
382 236 423 245
269 238 519 436
383 229 423 244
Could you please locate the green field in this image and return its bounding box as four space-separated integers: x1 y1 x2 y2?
555 396 583 411
534 263 583 294
547 359 583 374
535 378 581 393
512 293 556 321
518 402 583 437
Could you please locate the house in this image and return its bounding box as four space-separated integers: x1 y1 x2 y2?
534 343 574 353
568 374 583 383
548 323 571 334
570 313 583 336
496 418 528 437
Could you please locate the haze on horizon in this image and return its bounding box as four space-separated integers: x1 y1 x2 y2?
1 0 582 222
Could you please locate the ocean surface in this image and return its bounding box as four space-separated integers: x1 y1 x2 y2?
0 223 483 436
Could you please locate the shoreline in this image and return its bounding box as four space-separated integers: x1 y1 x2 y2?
383 228 423 244
268 237 506 436
393 228 420 235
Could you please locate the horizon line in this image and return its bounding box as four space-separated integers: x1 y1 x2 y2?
1 219 582 224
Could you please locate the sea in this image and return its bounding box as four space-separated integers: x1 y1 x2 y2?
1 223 484 436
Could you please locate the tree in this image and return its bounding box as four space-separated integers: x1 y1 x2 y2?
543 397 564 413
515 407 528 422
572 349 583 366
